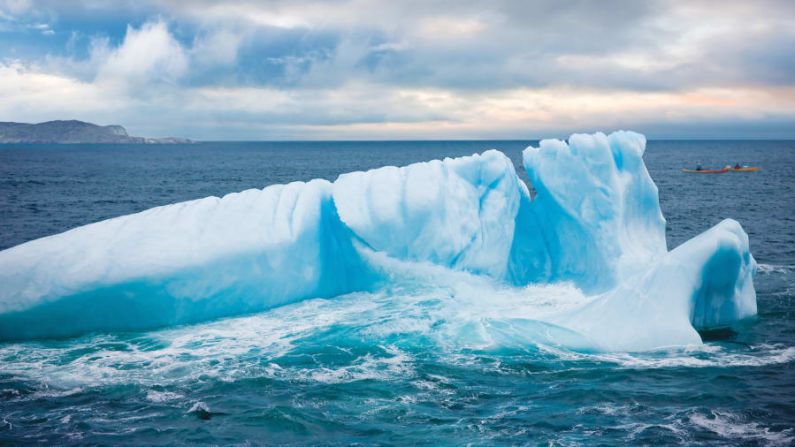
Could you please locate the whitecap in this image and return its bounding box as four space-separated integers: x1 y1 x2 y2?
688 410 794 445
757 263 795 274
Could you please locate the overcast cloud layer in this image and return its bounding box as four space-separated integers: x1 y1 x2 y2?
1 0 793 139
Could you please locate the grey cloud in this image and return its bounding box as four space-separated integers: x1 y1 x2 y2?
2 0 794 139
13 0 795 93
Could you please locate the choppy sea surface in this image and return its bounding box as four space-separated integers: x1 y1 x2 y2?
0 140 793 445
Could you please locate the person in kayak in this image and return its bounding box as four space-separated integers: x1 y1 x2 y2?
696 164 703 171
735 163 742 169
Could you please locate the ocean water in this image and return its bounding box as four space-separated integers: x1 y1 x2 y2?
0 140 793 445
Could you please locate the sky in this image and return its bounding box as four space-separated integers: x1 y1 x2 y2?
0 0 793 140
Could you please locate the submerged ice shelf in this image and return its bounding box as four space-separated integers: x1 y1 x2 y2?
0 131 757 350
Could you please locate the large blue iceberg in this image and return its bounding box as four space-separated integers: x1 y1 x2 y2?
0 131 757 350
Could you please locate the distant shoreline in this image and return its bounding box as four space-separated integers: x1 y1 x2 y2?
0 120 192 144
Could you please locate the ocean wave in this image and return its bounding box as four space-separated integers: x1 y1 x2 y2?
688 410 794 446
523 342 794 370
145 390 184 403
757 263 795 274
0 287 790 395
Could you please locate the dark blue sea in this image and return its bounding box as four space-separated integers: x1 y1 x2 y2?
0 140 793 445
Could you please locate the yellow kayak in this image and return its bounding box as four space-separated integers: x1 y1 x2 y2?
730 167 761 172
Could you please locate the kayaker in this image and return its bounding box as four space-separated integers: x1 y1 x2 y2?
696 164 703 171
735 163 742 169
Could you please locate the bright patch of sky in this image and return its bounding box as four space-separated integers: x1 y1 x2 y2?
1 0 793 139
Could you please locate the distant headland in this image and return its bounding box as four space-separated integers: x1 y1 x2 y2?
0 120 192 144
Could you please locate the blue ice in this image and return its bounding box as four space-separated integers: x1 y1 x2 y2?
0 131 757 350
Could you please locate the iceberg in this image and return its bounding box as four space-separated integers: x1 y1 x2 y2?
334 150 525 281
0 131 757 350
518 131 668 291
551 219 757 351
0 180 368 339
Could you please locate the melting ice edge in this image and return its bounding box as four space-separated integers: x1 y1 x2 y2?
0 131 757 351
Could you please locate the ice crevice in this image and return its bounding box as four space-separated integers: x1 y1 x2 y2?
0 131 757 350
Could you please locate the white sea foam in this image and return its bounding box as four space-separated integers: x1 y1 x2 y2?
688 410 794 445
145 390 184 403
0 279 784 395
757 263 795 274
301 348 415 385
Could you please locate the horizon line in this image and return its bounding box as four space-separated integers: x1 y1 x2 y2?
2 137 795 145
183 137 795 143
